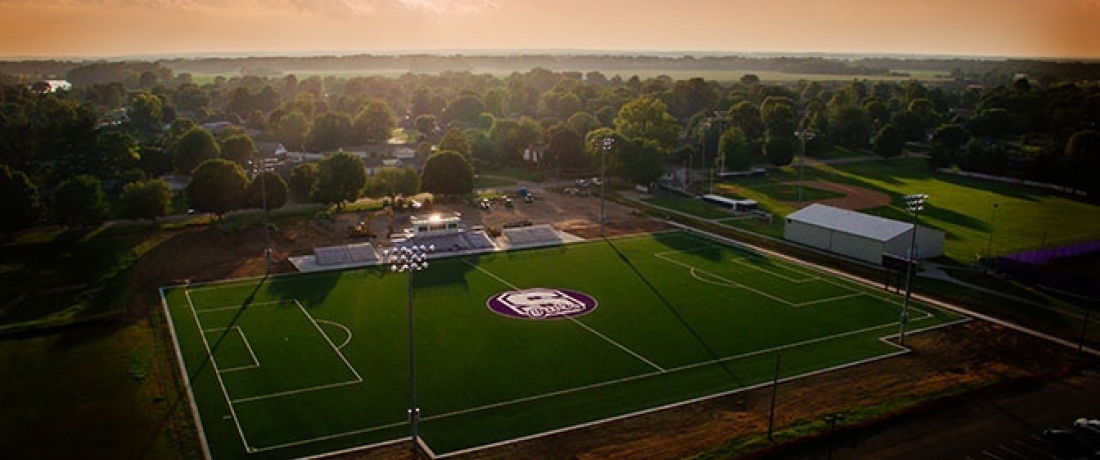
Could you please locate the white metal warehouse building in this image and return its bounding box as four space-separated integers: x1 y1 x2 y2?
784 204 945 264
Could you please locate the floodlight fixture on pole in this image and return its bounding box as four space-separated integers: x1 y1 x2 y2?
794 130 815 203
382 243 435 458
600 137 614 237
899 193 928 346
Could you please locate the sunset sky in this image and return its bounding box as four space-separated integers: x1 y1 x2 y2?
0 0 1098 59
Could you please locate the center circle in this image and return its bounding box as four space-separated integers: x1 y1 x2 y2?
486 288 598 320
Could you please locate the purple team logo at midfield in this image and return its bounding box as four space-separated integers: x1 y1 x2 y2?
487 288 598 320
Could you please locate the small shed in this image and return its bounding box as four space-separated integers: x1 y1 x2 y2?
784 204 944 264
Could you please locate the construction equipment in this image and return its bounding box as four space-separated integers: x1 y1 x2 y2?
346 207 395 238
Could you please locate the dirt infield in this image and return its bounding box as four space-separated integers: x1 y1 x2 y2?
787 181 892 210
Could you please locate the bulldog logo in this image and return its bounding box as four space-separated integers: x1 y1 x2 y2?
487 288 598 320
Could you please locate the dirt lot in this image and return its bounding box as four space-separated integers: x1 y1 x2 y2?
132 187 1095 460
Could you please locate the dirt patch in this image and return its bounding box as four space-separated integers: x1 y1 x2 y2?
787 181 892 210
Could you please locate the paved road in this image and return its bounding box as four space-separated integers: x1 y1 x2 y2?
770 368 1100 460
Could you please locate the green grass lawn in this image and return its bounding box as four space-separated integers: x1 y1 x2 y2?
665 158 1100 263
162 231 961 459
812 158 1100 261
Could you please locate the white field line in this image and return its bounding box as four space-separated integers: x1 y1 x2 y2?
231 379 363 404
462 258 664 372
656 245 819 283
316 319 354 350
689 268 742 288
231 301 363 405
202 326 260 373
159 287 213 460
655 251 862 309
246 420 410 454
192 300 287 313
436 317 969 460
183 289 255 453
426 300 944 428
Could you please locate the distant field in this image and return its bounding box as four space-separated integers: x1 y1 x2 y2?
651 158 1100 263
162 231 961 459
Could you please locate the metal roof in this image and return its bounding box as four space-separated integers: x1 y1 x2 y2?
786 204 911 242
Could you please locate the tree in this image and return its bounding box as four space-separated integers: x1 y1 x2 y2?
92 128 140 180
311 151 366 209
442 95 486 127
0 165 44 237
306 112 352 152
930 123 970 168
719 127 753 171
172 127 220 174
547 127 586 170
185 159 249 219
352 99 397 144
414 114 438 138
1065 129 1100 195
288 163 319 199
364 168 421 203
763 131 796 166
872 124 906 161
127 92 164 140
421 151 474 197
116 179 172 222
618 138 666 185
275 110 309 151
220 134 258 168
246 171 288 211
566 112 600 138
760 96 798 135
53 175 109 228
829 105 873 149
667 77 717 119
438 127 473 161
614 96 681 150
727 101 765 150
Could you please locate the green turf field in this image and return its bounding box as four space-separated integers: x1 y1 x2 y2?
161 231 964 459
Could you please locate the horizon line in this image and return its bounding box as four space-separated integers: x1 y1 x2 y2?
2 48 1098 63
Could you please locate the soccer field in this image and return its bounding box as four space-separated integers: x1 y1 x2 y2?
161 231 964 459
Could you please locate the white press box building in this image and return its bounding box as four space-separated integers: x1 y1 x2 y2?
784 204 945 264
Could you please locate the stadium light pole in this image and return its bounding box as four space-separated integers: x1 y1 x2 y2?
986 203 999 259
824 413 846 460
383 244 435 458
899 193 928 347
600 137 614 237
700 120 713 194
794 129 815 203
250 156 273 274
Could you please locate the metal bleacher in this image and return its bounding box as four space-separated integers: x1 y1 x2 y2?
503 225 562 247
313 242 380 266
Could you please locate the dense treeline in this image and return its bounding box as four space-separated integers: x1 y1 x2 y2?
5 53 1100 85
1 57 1098 237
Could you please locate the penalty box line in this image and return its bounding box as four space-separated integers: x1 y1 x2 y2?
654 251 863 309
184 291 366 453
183 288 252 453
201 326 260 373
228 299 363 404
462 259 666 373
